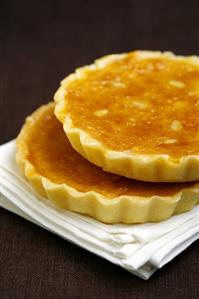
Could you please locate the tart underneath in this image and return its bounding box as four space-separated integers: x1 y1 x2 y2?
54 50 199 182
16 103 199 223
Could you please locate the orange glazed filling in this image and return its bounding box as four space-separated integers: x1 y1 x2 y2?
25 104 195 198
65 52 199 158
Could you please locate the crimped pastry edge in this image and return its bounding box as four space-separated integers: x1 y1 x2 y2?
16 103 199 224
54 50 199 182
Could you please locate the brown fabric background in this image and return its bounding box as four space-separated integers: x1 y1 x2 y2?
0 0 199 298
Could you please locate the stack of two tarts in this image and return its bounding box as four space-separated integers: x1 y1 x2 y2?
16 51 199 224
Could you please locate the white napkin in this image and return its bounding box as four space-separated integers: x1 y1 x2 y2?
1 140 199 280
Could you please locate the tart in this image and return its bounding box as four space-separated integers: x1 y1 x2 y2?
54 51 199 182
16 103 199 223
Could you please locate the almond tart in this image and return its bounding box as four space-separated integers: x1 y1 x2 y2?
16 103 199 223
54 51 199 182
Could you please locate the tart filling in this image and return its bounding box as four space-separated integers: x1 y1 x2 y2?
16 103 199 223
54 51 199 182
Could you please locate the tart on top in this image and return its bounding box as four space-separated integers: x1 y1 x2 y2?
16 103 199 224
54 51 199 182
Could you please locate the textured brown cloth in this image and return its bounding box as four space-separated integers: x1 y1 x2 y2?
1 0 199 298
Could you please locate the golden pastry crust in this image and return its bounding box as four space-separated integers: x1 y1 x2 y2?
54 51 199 182
16 103 199 223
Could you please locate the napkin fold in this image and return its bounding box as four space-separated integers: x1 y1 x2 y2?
1 140 199 280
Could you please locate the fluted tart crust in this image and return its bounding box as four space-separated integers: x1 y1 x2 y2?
16 103 199 223
54 51 199 182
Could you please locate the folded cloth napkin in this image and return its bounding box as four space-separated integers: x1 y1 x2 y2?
1 141 199 280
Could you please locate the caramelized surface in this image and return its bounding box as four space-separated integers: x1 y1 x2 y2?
65 52 199 158
26 104 195 198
